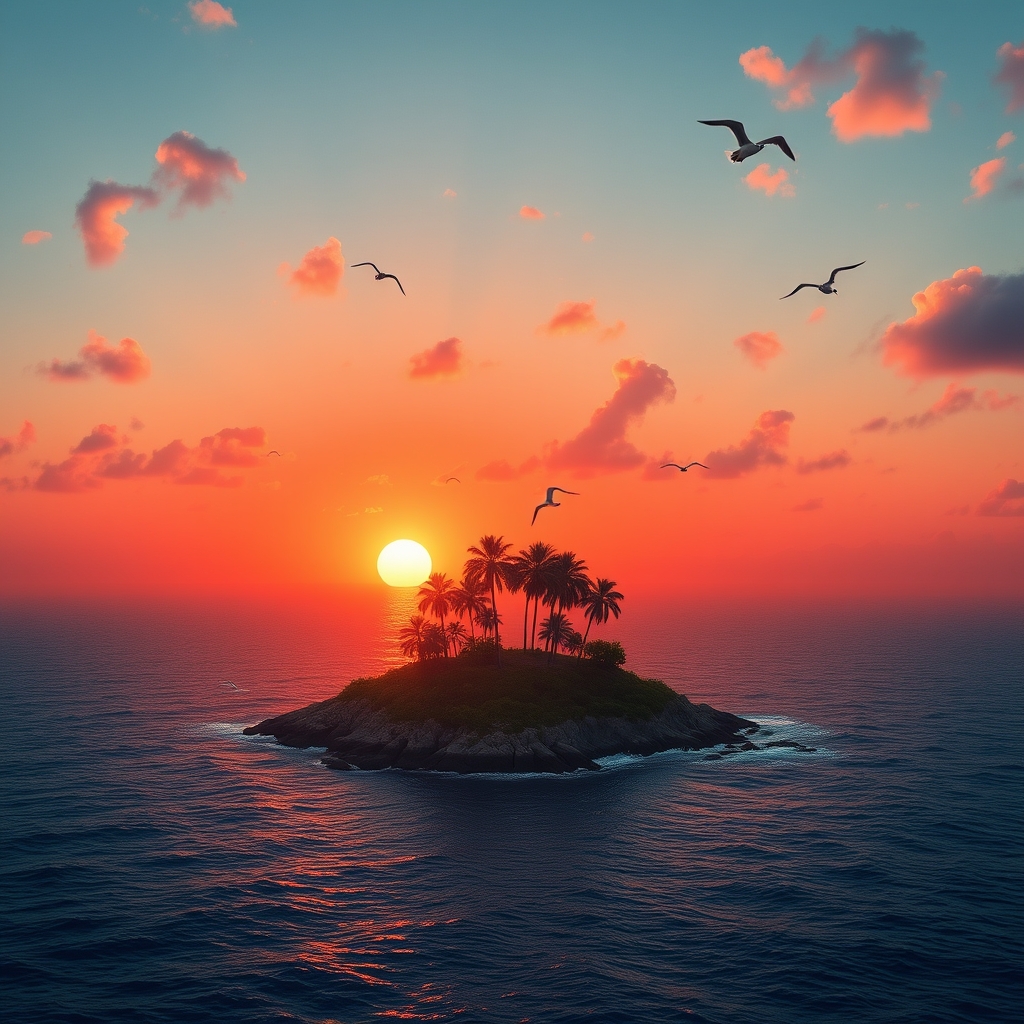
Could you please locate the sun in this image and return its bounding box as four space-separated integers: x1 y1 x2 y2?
377 539 432 587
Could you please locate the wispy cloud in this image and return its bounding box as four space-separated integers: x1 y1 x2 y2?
519 205 545 220
965 157 1006 201
0 421 35 459
537 300 626 341
476 456 541 481
996 131 1016 150
796 450 851 474
22 230 51 245
702 410 794 478
734 330 784 368
39 331 152 384
860 384 1019 433
995 41 1024 113
977 478 1024 517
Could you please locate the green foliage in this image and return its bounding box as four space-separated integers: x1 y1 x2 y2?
584 639 626 666
337 648 673 733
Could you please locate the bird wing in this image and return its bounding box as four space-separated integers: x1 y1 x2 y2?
266 450 281 456
551 487 579 496
698 120 750 146
445 476 460 483
661 463 683 470
686 462 709 470
351 262 380 273
826 261 865 285
758 136 795 160
531 503 546 525
780 283 818 299
381 273 406 295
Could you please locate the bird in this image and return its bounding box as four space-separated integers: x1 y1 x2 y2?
698 120 795 163
780 262 865 299
661 462 708 472
351 262 405 295
221 680 249 692
532 486 579 525
265 450 281 457
444 476 461 484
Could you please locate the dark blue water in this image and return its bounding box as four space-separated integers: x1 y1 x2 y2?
2 596 1022 1023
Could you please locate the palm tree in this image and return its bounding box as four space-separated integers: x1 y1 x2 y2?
511 542 557 650
564 629 585 657
445 620 468 654
399 615 432 660
417 572 456 656
476 605 501 637
579 577 624 656
464 535 515 665
451 577 489 642
542 551 591 650
422 622 447 659
539 612 573 663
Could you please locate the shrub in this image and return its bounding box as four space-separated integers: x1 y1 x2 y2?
458 637 500 664
584 639 626 667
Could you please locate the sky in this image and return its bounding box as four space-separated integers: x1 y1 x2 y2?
1 0 1022 602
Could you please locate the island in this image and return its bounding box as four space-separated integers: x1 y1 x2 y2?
244 647 760 774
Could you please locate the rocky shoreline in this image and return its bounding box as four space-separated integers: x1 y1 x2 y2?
244 690 758 774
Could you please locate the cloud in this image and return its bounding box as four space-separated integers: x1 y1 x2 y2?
966 157 1006 201
72 424 120 454
476 456 541 482
793 497 824 512
35 456 100 493
881 267 1024 376
40 331 152 384
734 330 784 368
997 131 1016 150
0 421 35 459
807 306 827 323
367 474 391 486
744 163 794 197
582 232 594 243
856 416 891 433
546 359 676 476
702 410 794 479
885 383 1019 431
74 180 160 266
199 426 266 467
22 230 51 245
977 478 1024 517
995 41 1024 113
797 450 852 474
188 0 236 28
537 299 626 341
409 337 464 379
519 205 545 220
442 188 457 198
152 131 246 211
282 237 343 297
740 29 942 141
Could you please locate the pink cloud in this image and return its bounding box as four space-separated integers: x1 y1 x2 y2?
409 337 464 379
546 359 676 476
995 41 1024 113
282 237 343 297
442 188 457 198
740 30 942 142
72 424 120 454
519 206 545 220
807 306 827 324
702 410 794 479
744 163 794 197
22 230 51 245
881 267 1024 376
537 300 626 340
856 416 890 433
40 331 151 384
153 131 245 211
965 158 1006 201
797 449 851 474
0 421 35 459
884 383 1019 431
188 0 236 28
199 426 266 467
734 330 784 368
476 456 542 481
997 131 1016 150
977 478 1024 517
582 231 595 243
35 455 99 493
178 467 243 488
74 180 159 267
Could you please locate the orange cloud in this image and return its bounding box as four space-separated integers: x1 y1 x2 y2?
40 331 152 384
885 383 1019 431
741 30 942 142
807 306 827 323
409 337 464 380
582 231 594 243
153 131 245 211
442 188 457 198
0 421 35 459
476 456 541 481
188 0 236 28
283 237 343 297
744 163 794 197
72 424 120 454
734 330 784 368
995 41 1024 113
966 158 1006 201
856 416 890 433
519 205 545 220
996 131 1016 150
199 426 266 467
977 478 1024 517
703 410 794 478
797 450 851 474
537 300 626 340
74 180 159 266
881 268 1024 376
22 230 51 245
546 359 676 476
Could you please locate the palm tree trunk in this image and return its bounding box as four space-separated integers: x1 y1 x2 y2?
490 577 501 667
440 610 448 657
579 612 595 658
530 596 540 650
523 590 529 650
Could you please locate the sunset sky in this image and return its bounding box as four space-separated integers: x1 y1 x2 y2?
1 1 1022 601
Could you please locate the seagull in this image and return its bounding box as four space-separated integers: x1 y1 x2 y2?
698 120 796 163
266 451 281 457
221 680 249 693
532 486 579 525
780 262 865 299
444 476 461 484
351 262 405 295
661 462 708 472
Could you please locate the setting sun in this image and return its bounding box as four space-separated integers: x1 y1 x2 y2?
377 540 432 588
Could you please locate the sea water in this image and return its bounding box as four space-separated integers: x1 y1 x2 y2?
1 595 1021 1023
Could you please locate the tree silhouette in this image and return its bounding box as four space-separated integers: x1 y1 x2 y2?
417 572 456 656
464 535 515 665
579 578 623 656
451 577 489 642
511 541 557 649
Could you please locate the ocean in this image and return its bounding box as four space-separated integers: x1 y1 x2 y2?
1 593 1021 1023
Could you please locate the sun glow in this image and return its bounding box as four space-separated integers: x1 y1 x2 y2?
377 540 432 587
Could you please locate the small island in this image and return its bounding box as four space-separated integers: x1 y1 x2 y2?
246 534 762 773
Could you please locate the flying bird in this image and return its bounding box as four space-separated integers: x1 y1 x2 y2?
698 120 795 163
221 680 249 692
266 450 281 457
444 476 461 484
661 462 708 472
532 486 579 525
780 262 865 299
351 262 405 295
